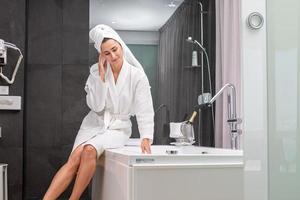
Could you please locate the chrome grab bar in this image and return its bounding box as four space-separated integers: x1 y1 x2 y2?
0 164 8 200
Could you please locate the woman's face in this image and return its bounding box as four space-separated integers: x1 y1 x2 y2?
101 39 123 67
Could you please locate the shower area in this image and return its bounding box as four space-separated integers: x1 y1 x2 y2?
156 0 216 147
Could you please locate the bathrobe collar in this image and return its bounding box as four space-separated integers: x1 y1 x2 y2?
107 59 129 111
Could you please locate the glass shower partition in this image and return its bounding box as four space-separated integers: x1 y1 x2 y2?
267 0 300 199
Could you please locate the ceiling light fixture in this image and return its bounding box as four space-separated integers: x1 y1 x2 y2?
168 1 176 8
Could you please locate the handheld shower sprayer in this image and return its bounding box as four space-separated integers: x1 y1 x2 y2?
185 36 211 100
186 36 194 43
186 36 206 52
185 36 215 143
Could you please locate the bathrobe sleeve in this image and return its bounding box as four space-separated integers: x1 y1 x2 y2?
85 73 108 113
134 75 154 142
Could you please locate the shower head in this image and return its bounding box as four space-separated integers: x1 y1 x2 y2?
186 36 195 44
185 36 205 51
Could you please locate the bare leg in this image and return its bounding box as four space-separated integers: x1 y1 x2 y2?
69 145 97 200
43 145 84 200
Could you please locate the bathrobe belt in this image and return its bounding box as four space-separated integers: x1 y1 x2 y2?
104 110 131 130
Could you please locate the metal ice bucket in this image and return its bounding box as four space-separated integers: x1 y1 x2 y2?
170 121 195 144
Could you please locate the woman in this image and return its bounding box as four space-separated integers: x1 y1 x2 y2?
43 24 154 200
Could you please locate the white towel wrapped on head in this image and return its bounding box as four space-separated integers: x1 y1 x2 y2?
89 24 145 73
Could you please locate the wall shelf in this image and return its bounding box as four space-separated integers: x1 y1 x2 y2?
184 65 202 69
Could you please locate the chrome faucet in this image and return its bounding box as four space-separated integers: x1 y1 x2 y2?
202 83 242 149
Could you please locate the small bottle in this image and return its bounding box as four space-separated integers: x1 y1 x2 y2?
192 50 198 66
186 111 197 124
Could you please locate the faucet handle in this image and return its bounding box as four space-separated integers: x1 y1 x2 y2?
227 118 242 124
230 129 242 139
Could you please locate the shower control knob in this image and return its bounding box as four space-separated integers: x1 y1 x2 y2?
247 12 264 30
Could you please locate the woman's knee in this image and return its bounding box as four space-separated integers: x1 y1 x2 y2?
81 145 97 161
67 149 83 169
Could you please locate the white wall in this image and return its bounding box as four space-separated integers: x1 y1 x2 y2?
117 30 159 45
241 0 268 200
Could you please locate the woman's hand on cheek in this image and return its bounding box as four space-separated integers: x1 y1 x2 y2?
98 54 107 82
141 138 151 154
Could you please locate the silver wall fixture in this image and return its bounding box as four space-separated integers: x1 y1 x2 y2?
247 12 264 30
0 164 8 200
0 96 21 110
0 39 23 84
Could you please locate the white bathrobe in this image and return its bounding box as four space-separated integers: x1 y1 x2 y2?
72 60 154 157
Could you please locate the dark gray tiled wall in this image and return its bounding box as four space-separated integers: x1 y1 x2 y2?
27 0 62 65
0 0 25 199
26 0 89 199
61 64 89 146
26 64 62 148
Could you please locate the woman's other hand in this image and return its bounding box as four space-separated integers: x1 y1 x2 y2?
141 138 151 154
98 54 107 82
